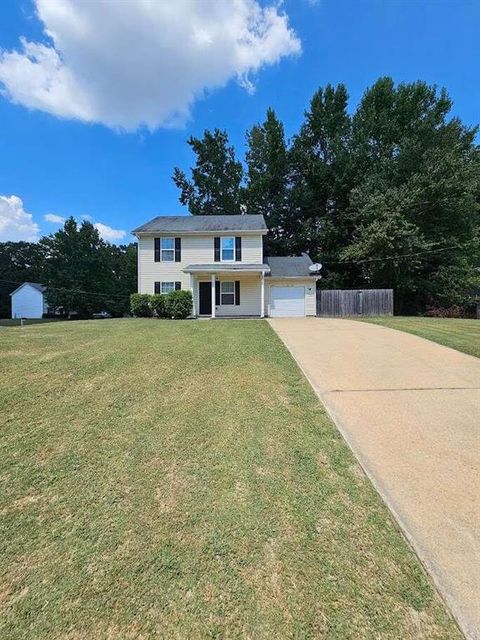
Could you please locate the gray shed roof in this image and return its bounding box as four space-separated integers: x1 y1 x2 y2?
265 254 314 277
10 282 46 295
132 214 267 234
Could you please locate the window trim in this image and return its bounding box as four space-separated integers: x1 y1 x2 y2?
160 237 175 262
220 236 235 262
160 281 175 294
220 280 235 305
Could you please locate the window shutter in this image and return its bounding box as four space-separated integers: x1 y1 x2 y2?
175 281 181 291
175 237 181 262
154 238 160 262
235 237 242 261
214 237 220 262
215 281 220 305
154 282 160 294
235 281 240 305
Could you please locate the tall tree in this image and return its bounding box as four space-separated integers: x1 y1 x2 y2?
343 78 480 310
105 242 138 315
288 84 352 269
244 108 290 254
173 129 243 215
40 217 127 317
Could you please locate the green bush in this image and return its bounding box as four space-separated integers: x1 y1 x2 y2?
150 294 167 318
164 290 193 319
130 293 152 317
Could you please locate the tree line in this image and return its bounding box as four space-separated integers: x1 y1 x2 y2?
1 77 478 317
0 218 136 318
174 77 480 313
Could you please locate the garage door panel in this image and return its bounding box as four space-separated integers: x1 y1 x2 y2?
270 286 305 317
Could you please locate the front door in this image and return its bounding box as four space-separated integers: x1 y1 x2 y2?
199 281 212 315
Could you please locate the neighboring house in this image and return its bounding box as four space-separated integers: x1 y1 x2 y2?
10 282 47 319
132 214 320 318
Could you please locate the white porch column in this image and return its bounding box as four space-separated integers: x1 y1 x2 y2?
260 272 265 318
190 273 196 317
211 273 216 318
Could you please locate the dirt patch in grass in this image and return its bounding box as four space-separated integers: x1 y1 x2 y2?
0 319 461 639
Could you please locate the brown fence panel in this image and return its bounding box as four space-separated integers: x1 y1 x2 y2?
317 289 393 317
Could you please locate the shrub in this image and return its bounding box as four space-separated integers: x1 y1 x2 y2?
164 290 193 319
130 293 152 317
424 305 474 318
150 294 167 318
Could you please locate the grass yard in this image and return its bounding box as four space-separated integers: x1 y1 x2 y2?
0 318 65 327
358 316 480 359
0 319 461 639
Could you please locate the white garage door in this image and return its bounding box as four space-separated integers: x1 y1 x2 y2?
270 286 305 317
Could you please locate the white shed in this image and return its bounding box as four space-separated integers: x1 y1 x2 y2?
10 283 47 319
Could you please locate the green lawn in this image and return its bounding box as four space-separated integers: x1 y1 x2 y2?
358 316 480 359
0 318 65 327
0 319 460 639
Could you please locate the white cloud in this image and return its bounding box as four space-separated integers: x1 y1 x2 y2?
94 222 126 242
0 197 127 244
0 195 40 242
44 213 65 224
0 0 301 131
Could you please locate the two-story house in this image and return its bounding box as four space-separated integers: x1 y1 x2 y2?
132 214 319 317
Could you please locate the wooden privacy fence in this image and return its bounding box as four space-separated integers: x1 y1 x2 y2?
317 289 394 317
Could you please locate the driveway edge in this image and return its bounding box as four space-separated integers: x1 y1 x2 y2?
268 320 469 640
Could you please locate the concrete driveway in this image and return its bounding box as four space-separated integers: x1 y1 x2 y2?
269 317 480 640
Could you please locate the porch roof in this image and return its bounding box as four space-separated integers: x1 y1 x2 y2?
183 263 270 274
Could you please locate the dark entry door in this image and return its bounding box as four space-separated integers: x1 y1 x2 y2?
199 282 212 315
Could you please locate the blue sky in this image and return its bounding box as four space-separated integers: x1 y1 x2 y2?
0 0 479 244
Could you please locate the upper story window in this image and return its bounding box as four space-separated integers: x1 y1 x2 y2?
221 237 235 261
161 237 174 261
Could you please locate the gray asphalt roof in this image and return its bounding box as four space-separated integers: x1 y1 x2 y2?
184 263 270 272
11 282 46 295
132 214 267 234
265 254 314 277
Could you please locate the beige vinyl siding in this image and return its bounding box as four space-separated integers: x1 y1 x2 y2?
209 276 262 317
265 278 317 316
193 275 262 316
138 234 263 294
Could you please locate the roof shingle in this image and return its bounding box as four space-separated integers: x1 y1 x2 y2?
132 214 267 234
265 254 314 277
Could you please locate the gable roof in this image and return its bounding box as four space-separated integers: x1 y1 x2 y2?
265 253 314 277
132 214 267 234
10 282 46 296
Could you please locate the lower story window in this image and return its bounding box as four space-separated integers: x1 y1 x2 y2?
220 281 235 305
161 281 175 294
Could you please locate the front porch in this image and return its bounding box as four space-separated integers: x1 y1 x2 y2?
183 263 270 318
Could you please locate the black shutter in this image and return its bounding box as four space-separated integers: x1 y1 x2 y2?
175 281 181 290
214 237 220 262
215 281 220 305
235 281 240 305
154 282 160 294
175 237 181 262
235 237 242 261
154 238 160 262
